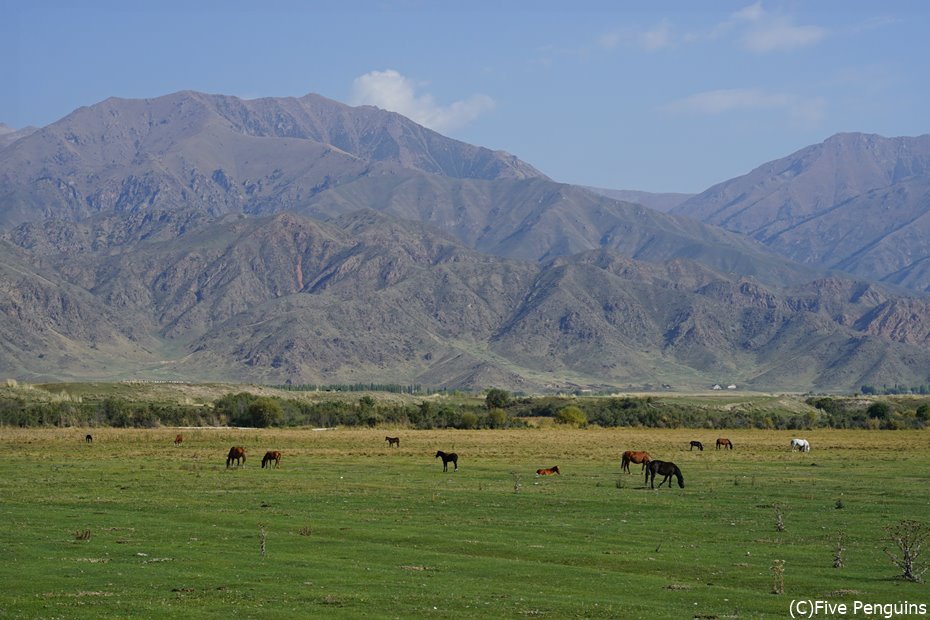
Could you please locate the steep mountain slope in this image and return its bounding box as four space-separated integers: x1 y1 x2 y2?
4 208 930 391
0 90 816 289
673 133 930 290
0 240 159 380
0 91 539 228
0 123 37 149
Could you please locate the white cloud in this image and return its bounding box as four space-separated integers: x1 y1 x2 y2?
742 18 825 52
598 20 674 52
731 2 826 52
733 1 765 23
641 21 674 51
349 69 494 133
665 88 826 126
598 3 823 55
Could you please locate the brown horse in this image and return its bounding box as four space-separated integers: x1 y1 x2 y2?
261 451 281 469
716 438 733 450
385 436 400 448
174 434 183 446
536 466 560 476
85 434 93 444
621 450 652 473
435 450 458 472
226 446 246 468
645 460 685 489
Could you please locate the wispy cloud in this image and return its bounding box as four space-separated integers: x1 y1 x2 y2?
728 2 826 52
623 2 826 53
598 20 674 52
349 69 494 132
665 88 826 125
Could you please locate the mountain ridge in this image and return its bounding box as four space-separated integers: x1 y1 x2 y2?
3 93 930 391
673 132 930 291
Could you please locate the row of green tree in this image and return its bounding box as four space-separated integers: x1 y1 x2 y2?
1 391 927 430
272 382 444 395
806 396 930 430
860 383 930 395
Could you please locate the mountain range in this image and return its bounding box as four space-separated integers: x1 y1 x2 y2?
674 132 930 291
2 91 929 392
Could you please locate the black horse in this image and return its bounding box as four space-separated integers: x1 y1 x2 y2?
85 434 93 444
689 441 704 451
435 450 458 472
645 460 684 489
385 436 400 448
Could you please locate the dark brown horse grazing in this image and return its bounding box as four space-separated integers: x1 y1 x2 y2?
385 436 400 448
536 466 561 476
226 446 246 468
621 450 652 473
716 438 733 450
85 434 93 444
261 451 281 469
689 441 704 451
645 460 685 489
435 450 458 472
174 434 183 446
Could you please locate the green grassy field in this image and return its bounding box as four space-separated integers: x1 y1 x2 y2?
1 427 928 619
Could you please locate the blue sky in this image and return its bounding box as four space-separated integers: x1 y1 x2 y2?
2 1 928 192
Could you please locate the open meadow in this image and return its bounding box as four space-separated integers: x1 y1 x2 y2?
1 427 929 619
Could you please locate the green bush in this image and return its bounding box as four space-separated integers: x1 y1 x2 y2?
556 405 587 427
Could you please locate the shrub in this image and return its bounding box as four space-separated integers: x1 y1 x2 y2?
248 397 284 427
488 408 508 428
485 388 510 410
458 412 479 429
556 406 587 427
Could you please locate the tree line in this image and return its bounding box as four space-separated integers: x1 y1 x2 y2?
0 390 927 430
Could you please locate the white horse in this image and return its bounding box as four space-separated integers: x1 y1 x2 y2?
790 438 810 452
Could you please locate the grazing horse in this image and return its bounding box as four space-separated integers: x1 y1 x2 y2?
790 438 811 453
716 438 733 450
689 441 704 451
261 451 282 469
435 450 458 472
174 434 183 446
385 436 400 448
85 434 93 444
645 460 685 489
621 450 652 474
226 446 246 468
536 466 561 476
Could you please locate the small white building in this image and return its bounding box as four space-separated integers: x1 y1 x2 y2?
727 384 737 390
